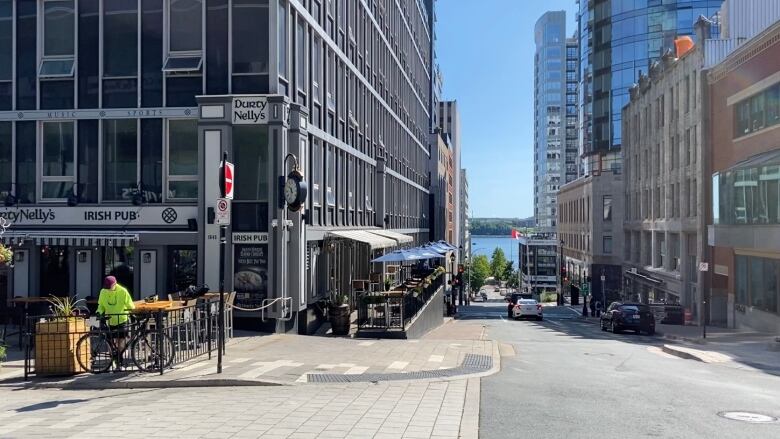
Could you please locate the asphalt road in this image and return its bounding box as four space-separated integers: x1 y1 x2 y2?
462 297 780 439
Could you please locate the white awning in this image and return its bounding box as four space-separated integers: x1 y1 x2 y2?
369 229 413 245
327 230 397 249
0 231 140 247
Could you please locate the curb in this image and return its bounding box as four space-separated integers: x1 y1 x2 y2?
661 345 704 362
1 341 502 390
660 332 708 345
459 378 480 439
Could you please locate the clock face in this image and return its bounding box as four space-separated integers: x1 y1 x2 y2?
284 178 299 204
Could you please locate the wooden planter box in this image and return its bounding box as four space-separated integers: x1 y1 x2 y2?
34 318 89 376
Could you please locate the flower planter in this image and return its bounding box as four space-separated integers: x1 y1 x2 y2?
34 318 89 376
329 304 351 336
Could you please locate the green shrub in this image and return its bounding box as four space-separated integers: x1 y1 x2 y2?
540 292 558 303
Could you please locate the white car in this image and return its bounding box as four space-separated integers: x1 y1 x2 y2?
512 299 543 320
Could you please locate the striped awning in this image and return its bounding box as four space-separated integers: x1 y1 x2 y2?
0 231 139 247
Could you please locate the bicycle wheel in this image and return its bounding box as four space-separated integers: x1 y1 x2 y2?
76 332 114 374
130 331 175 372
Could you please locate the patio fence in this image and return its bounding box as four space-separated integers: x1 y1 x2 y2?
357 276 444 331
22 300 231 379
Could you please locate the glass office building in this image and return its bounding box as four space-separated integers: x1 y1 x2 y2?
0 0 433 333
578 0 723 165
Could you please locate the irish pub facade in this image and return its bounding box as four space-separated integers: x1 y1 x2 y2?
0 0 432 333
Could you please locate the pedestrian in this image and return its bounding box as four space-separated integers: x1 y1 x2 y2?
595 300 602 318
96 276 135 360
582 297 589 317
589 296 596 317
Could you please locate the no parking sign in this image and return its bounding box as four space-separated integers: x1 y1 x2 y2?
215 198 231 225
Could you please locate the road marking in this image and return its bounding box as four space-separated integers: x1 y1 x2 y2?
229 357 251 363
239 360 303 379
428 355 444 363
387 361 408 370
337 363 355 367
295 373 309 383
344 366 369 375
358 341 376 346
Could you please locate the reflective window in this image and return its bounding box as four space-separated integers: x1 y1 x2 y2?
0 122 10 197
169 0 202 52
78 0 99 108
233 0 269 74
603 195 612 221
43 0 74 57
41 121 75 199
16 121 36 203
0 0 12 81
103 0 138 77
103 119 138 201
278 1 287 78
296 19 306 91
233 125 269 201
168 119 198 199
77 120 99 203
205 0 228 94
140 118 163 203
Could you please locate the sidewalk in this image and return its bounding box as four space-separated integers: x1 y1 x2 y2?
1 329 499 389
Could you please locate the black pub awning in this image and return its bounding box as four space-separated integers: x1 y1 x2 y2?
0 231 139 247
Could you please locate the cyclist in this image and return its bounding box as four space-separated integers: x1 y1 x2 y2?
96 275 135 355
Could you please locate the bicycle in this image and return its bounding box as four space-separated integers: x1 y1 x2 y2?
75 313 175 374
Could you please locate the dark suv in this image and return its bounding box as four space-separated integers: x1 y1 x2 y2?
600 302 655 335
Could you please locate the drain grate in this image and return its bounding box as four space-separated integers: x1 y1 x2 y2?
308 354 492 383
717 411 778 424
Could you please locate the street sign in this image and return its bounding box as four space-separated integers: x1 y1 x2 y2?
220 161 235 199
215 198 231 225
699 262 709 272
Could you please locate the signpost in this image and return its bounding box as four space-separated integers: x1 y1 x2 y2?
217 152 232 374
699 262 709 338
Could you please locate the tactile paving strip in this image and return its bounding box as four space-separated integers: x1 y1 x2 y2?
307 354 492 383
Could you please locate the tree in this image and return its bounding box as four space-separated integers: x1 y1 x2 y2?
490 248 508 282
502 261 514 282
506 270 520 289
469 255 491 292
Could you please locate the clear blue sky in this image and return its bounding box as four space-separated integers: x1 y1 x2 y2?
437 0 577 219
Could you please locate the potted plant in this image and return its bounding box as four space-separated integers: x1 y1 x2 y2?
384 278 393 292
0 343 6 372
328 291 351 336
34 296 90 376
0 244 12 266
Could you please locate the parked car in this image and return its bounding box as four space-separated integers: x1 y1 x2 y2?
600 302 655 335
512 299 543 320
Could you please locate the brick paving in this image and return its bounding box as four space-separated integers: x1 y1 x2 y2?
0 379 479 439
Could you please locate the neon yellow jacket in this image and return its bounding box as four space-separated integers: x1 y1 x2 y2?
96 284 135 326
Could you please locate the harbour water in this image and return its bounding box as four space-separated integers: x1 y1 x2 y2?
470 235 520 269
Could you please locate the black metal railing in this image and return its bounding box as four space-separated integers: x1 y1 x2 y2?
357 276 444 331
22 299 230 379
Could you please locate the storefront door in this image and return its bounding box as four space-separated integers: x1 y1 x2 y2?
40 246 70 297
169 247 197 294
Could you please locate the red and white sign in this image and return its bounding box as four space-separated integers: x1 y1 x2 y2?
220 161 235 199
215 198 231 225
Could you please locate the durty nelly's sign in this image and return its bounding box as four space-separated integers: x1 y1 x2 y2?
232 97 269 124
0 206 197 227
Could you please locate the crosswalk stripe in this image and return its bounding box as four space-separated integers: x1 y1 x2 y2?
428 355 444 363
387 361 408 370
358 341 376 346
228 357 251 363
344 366 369 375
238 360 303 379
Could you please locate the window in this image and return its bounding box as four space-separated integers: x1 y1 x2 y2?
232 125 269 232
311 139 322 206
39 0 75 78
296 19 306 92
103 119 138 201
312 35 322 103
0 122 10 197
735 85 780 138
603 195 612 221
277 1 287 78
168 0 202 52
78 120 99 203
168 120 198 199
41 121 75 199
103 0 138 77
140 119 163 203
603 235 612 254
232 0 269 92
326 145 335 206
0 0 10 81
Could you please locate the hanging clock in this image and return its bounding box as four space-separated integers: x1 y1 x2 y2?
284 168 308 212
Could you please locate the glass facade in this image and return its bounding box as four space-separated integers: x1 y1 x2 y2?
714 156 780 225
735 255 779 315
579 0 723 156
